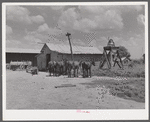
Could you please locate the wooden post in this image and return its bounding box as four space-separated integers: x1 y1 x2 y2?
117 50 123 69
100 46 120 69
99 52 106 68
110 48 113 68
66 32 74 61
104 50 111 69
100 50 112 69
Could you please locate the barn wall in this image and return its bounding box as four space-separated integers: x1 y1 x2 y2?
37 45 50 70
41 44 59 61
41 44 102 62
37 53 46 70
51 51 59 61
6 53 38 66
37 44 103 70
37 45 61 70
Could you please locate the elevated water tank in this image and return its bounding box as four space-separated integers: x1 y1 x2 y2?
107 39 115 47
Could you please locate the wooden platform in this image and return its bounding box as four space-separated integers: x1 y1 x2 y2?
55 84 76 88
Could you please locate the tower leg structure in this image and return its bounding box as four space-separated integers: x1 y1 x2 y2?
99 46 123 69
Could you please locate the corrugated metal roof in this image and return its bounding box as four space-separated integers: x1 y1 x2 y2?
6 48 40 54
46 43 102 54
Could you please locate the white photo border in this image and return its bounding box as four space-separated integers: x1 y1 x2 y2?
2 2 149 120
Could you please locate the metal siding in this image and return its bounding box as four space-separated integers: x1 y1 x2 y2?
46 43 102 54
6 48 40 54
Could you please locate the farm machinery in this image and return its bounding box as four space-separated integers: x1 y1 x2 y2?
8 61 32 71
26 65 38 75
8 61 38 75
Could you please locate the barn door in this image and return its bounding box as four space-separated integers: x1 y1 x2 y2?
46 54 51 67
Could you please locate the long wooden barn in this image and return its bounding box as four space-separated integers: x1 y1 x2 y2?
37 43 103 71
6 48 40 66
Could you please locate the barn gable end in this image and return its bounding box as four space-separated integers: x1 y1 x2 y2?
37 43 103 70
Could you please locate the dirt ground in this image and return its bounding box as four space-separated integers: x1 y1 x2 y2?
6 70 145 109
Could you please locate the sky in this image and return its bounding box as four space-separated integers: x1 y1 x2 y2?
6 4 145 59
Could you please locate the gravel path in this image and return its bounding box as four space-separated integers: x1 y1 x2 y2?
6 70 145 109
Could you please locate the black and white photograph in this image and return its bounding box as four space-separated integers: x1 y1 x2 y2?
2 2 148 120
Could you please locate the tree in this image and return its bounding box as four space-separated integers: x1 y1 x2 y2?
118 46 131 58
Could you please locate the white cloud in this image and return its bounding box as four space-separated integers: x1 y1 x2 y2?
95 9 123 30
137 14 145 26
78 5 143 14
22 23 64 46
24 35 42 44
100 36 107 41
58 8 79 32
50 6 64 10
30 15 45 24
37 23 64 36
6 25 13 35
6 5 144 51
74 18 98 33
58 5 144 33
78 6 105 14
6 6 45 24
7 39 21 44
118 34 145 59
58 7 123 33
7 6 31 24
124 5 143 12
24 30 47 44
6 39 21 48
48 27 64 36
37 23 50 32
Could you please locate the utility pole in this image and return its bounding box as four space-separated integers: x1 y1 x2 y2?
66 32 74 61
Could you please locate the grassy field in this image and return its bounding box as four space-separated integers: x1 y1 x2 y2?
91 59 145 78
81 78 145 103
